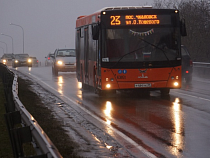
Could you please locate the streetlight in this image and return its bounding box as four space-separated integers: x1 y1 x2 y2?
1 33 14 54
0 46 4 54
0 41 7 53
10 23 24 54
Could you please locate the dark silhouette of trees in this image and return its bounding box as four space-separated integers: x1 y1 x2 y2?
153 0 210 62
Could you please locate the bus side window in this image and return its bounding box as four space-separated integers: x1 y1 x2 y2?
92 25 99 40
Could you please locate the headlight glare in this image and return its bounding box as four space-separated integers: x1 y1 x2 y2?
174 82 179 86
57 61 63 65
106 84 111 88
15 60 18 63
28 59 32 63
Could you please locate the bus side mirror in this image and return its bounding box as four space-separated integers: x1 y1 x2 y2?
92 25 99 40
180 19 187 36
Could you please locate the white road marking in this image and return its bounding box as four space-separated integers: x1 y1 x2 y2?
173 91 210 102
28 73 157 158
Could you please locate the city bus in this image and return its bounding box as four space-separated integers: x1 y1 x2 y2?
75 6 187 95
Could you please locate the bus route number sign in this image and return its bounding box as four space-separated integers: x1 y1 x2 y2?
110 15 160 26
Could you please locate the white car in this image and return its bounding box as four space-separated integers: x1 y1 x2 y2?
52 49 76 75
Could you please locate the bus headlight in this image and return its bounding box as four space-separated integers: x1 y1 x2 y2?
106 84 111 88
174 82 179 86
57 61 63 65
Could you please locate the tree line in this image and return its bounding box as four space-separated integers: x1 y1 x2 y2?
153 0 210 62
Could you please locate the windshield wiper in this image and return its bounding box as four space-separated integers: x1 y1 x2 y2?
109 37 176 69
136 38 178 72
110 46 145 68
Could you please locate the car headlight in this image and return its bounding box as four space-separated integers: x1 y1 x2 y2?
15 60 19 63
3 59 6 63
28 59 32 63
57 60 63 65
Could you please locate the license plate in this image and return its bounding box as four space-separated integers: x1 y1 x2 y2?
135 83 151 88
65 65 74 68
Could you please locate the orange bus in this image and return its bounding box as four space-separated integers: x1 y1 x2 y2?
75 7 187 95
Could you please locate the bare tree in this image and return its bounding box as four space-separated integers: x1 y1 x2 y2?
153 0 210 62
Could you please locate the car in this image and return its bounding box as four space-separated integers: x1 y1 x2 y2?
45 53 54 66
12 54 32 68
181 45 193 83
0 54 14 66
52 49 76 75
31 57 39 67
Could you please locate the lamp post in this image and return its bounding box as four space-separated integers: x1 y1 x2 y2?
10 23 24 54
1 33 14 54
0 46 4 54
0 41 7 53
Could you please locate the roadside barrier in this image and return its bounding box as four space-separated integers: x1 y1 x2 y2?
0 63 62 158
193 62 210 78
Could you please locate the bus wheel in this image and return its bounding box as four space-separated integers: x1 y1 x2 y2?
160 88 170 95
98 90 106 97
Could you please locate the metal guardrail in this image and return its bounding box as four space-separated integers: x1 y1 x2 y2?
192 62 210 78
0 63 62 158
193 62 210 68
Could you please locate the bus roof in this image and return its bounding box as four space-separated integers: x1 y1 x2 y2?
76 11 100 28
97 6 152 11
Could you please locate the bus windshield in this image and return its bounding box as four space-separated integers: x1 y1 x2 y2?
104 27 179 62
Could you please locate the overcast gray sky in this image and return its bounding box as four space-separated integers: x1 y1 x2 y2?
0 0 153 62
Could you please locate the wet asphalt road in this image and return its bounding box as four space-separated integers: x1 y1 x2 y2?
12 66 210 158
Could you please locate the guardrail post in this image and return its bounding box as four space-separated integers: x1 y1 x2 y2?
4 92 15 113
4 111 21 158
2 71 16 113
4 111 48 158
12 126 32 157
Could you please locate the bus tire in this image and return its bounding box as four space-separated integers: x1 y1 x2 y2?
98 90 106 97
160 88 170 95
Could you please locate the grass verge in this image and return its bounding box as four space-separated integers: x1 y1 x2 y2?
0 79 13 158
17 77 79 157
0 76 80 157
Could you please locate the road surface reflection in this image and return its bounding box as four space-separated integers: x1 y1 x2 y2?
170 97 184 156
104 101 112 125
57 76 63 94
